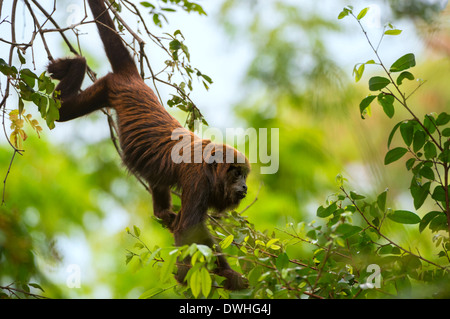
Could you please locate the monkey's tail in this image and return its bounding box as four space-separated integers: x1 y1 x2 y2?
88 0 137 75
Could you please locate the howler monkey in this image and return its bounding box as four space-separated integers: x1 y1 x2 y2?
47 0 250 290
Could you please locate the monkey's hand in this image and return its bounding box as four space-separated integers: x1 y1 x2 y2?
47 57 86 81
154 209 177 231
216 268 248 291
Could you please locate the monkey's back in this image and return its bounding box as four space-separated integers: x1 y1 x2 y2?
109 76 184 187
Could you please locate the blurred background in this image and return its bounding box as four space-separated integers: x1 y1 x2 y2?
0 0 449 298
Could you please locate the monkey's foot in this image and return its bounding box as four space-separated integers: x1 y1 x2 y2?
47 57 86 80
216 268 248 291
154 209 177 231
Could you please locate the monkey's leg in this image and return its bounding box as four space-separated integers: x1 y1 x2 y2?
48 57 111 121
48 57 87 99
56 75 111 122
173 200 248 290
151 186 176 230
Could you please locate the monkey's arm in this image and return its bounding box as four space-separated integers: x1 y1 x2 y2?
151 186 176 230
58 76 110 121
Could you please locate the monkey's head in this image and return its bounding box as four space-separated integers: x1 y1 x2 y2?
204 143 250 212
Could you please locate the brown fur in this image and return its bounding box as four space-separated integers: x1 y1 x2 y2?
47 0 250 290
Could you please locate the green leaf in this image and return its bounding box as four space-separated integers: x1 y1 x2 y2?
336 224 363 239
133 225 141 237
424 142 437 159
369 76 391 91
37 95 48 118
17 48 26 64
388 121 402 149
440 148 450 163
389 53 416 73
377 93 395 118
359 95 376 119
266 238 280 248
338 9 350 19
384 147 408 165
317 202 337 218
384 29 402 35
410 180 431 210
219 234 234 250
46 98 60 129
28 283 44 292
431 186 446 202
200 267 211 298
357 7 369 20
140 1 155 8
443 128 450 137
152 13 162 27
169 39 181 51
419 211 440 233
429 213 448 232
20 69 37 88
400 121 414 146
248 267 263 286
139 287 164 299
419 166 435 180
350 191 365 200
379 245 393 255
18 98 24 113
38 72 47 91
388 210 421 224
276 253 290 270
436 112 450 126
45 81 55 95
161 250 177 283
429 213 447 232
396 71 414 85
189 269 201 298
197 244 213 261
377 190 387 212
405 158 415 171
413 130 426 152
200 73 213 84
424 114 437 134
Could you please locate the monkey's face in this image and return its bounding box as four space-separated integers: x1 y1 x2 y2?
204 144 250 211
227 165 248 202
219 161 250 211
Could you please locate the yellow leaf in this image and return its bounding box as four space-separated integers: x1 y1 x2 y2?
266 238 280 248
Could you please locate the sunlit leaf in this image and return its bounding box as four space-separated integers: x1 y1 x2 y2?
384 147 408 165
388 210 421 224
390 53 416 72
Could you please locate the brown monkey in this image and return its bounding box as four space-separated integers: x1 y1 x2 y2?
47 0 250 290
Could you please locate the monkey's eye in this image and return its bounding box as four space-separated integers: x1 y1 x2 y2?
233 169 241 178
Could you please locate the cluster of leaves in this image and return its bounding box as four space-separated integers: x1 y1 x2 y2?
8 110 43 150
164 30 212 129
0 55 60 135
340 6 449 238
139 0 206 27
